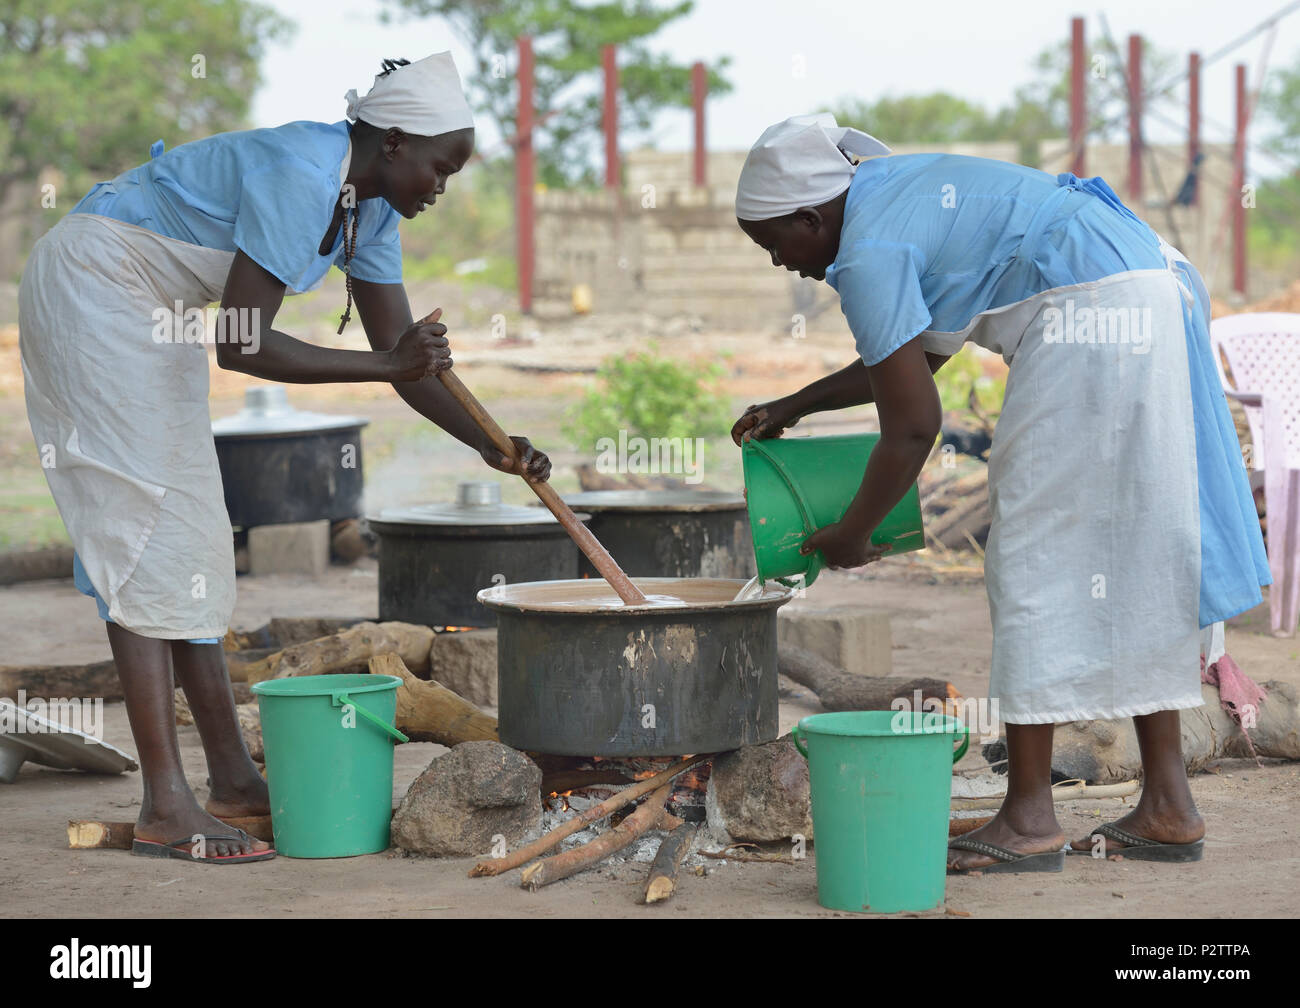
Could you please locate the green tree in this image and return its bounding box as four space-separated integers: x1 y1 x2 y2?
0 0 293 211
825 35 1177 168
382 0 731 186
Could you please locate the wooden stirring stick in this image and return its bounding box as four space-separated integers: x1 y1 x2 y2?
423 321 648 606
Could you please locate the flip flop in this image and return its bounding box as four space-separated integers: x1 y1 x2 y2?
131 827 276 864
947 836 1066 874
1067 822 1204 862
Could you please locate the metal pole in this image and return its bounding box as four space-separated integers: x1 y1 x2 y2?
1070 17 1086 177
1128 34 1142 204
603 44 619 190
1188 51 1201 206
1233 62 1248 297
516 36 534 315
692 61 707 187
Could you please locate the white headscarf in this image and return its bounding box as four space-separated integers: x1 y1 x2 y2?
345 52 475 138
735 113 891 221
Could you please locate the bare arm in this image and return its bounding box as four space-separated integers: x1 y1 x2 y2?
732 349 949 445
215 250 445 383
349 277 551 480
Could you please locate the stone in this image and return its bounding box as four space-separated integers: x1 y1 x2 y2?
247 519 330 577
705 734 813 844
391 740 541 857
777 606 892 677
429 628 498 708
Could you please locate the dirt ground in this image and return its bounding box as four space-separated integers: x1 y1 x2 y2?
2 558 1296 919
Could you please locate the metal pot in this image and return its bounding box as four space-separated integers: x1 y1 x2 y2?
212 386 369 528
367 482 587 628
479 577 792 757
561 490 753 579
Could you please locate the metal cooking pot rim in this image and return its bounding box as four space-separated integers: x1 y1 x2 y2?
478 577 792 615
560 490 746 513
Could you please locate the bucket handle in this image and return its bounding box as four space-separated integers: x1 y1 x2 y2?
334 692 409 744
791 723 809 759
792 721 970 764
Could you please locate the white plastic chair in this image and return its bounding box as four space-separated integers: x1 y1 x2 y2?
1209 312 1300 636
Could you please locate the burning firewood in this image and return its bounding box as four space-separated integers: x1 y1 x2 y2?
470 755 709 878
643 823 696 904
237 621 433 684
520 781 675 890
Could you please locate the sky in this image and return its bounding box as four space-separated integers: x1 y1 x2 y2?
251 0 1300 173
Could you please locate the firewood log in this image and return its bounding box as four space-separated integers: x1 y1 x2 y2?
368 653 498 746
238 622 433 684
643 823 696 904
470 755 708 878
779 646 960 712
67 815 274 848
520 782 673 890
0 660 121 703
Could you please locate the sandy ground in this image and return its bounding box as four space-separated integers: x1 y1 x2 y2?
2 559 1297 919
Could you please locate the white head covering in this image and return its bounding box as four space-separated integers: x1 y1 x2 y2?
345 52 475 138
735 113 891 221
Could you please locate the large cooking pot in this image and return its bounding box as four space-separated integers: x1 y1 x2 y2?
367 482 586 627
479 577 792 757
561 490 753 579
212 386 368 528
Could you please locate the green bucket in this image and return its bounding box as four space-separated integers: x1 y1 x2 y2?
742 433 925 588
251 673 408 858
792 710 968 913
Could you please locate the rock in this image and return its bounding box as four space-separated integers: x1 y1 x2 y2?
391 740 541 857
236 703 263 763
706 735 813 844
429 629 497 708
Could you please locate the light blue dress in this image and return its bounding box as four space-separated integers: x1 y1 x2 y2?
825 153 1269 627
62 120 404 641
70 120 403 291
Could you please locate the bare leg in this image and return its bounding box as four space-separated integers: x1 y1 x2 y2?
947 722 1065 871
106 623 267 857
170 640 269 818
1070 709 1204 854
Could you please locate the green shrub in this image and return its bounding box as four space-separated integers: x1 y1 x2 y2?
564 348 733 454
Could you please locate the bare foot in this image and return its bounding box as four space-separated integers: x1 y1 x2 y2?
948 813 1065 872
205 773 271 819
1069 806 1204 858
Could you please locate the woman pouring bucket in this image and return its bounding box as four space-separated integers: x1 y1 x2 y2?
731 114 1269 883
18 53 551 863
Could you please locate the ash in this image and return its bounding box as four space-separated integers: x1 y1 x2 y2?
531 790 723 869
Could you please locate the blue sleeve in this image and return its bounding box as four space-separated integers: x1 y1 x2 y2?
233 156 336 288
830 239 932 366
336 200 403 284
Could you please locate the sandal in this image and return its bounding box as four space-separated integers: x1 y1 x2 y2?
947 836 1066 874
1067 822 1204 862
131 827 275 864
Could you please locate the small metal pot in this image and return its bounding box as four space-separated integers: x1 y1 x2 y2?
480 577 792 757
368 482 586 628
212 386 368 528
561 490 753 579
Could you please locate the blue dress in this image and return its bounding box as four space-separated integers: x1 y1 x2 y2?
825 153 1269 627
70 120 403 291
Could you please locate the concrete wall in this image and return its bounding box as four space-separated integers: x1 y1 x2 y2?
534 141 1025 325
1037 140 1238 292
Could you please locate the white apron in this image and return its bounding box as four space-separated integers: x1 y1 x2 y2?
19 214 237 639
920 257 1208 724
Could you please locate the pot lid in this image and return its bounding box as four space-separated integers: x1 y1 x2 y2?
368 481 578 527
212 385 370 437
561 489 746 513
